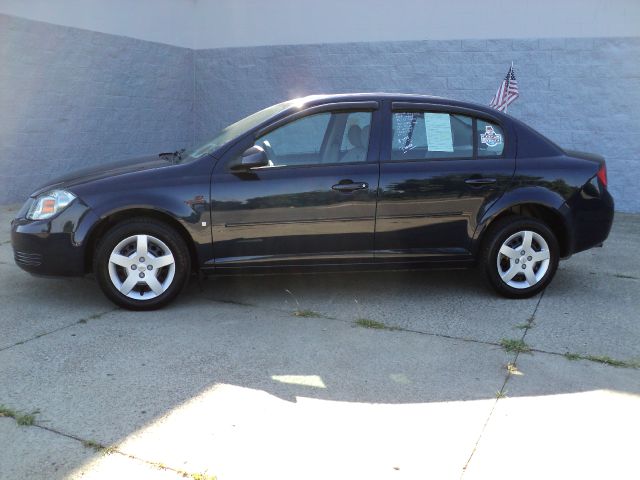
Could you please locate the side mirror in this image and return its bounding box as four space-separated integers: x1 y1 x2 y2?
231 145 269 170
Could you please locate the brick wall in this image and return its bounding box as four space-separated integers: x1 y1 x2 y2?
195 38 640 212
0 14 194 203
2 13 638 211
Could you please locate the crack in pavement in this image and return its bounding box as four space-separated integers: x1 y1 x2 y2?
460 289 546 478
0 307 119 353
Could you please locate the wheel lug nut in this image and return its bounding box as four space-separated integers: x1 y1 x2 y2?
522 264 526 269
528 256 532 261
139 257 145 262
515 259 519 264
131 265 137 270
147 265 153 270
139 272 145 278
520 250 525 255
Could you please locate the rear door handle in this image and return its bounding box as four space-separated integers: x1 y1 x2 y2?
332 181 368 192
465 177 497 186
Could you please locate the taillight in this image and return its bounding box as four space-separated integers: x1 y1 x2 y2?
597 164 607 188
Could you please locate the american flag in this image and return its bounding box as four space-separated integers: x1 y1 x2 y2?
490 64 519 112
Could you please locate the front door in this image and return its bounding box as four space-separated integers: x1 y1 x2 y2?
210 105 381 268
375 103 515 262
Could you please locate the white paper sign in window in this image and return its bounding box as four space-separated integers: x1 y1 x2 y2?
424 113 454 152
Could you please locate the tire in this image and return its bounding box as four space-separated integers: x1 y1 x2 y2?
94 218 191 310
481 215 559 299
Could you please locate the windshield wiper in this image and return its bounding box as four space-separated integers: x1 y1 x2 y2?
159 148 185 162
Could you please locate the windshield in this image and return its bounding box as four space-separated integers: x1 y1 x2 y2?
184 100 297 160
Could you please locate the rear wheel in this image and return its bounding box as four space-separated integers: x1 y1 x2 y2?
482 216 559 298
94 218 191 310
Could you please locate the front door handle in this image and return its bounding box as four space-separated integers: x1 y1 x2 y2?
465 177 497 186
332 181 368 192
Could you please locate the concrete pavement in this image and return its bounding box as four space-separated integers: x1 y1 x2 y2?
1 204 638 479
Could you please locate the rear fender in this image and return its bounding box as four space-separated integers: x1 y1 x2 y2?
472 186 573 255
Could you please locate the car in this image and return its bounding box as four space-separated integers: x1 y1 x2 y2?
11 93 614 310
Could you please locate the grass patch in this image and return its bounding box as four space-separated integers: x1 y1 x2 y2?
355 318 391 330
0 405 39 426
189 473 217 480
16 412 37 426
585 355 630 367
293 309 321 318
82 439 104 451
563 352 639 368
82 440 116 455
500 338 531 354
564 352 581 361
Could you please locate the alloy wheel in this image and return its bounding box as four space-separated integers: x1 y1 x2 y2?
496 230 551 289
107 234 176 300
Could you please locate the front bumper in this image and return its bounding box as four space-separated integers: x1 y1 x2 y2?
11 200 99 277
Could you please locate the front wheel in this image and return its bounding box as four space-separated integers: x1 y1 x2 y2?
481 216 559 298
94 218 191 310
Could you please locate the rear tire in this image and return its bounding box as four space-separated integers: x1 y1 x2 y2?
481 215 559 298
94 218 191 310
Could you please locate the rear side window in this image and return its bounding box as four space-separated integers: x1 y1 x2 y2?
477 119 505 157
392 112 473 160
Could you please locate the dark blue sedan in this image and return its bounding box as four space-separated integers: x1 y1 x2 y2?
11 93 614 309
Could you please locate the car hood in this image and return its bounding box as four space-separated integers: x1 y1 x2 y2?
31 155 173 196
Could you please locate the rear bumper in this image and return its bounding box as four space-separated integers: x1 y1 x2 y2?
568 185 615 255
11 201 98 277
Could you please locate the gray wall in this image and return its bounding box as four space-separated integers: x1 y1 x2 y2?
196 38 640 212
0 14 193 202
3 0 638 48
2 13 639 211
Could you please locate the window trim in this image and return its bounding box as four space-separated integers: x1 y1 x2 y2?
388 102 508 162
255 101 379 139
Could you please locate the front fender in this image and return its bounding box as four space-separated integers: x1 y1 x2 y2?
70 165 212 268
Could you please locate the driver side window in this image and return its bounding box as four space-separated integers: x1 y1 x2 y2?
255 111 372 167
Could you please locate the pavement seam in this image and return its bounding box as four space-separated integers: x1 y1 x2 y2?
0 307 119 353
4 420 213 479
199 292 640 369
460 290 546 478
198 293 506 349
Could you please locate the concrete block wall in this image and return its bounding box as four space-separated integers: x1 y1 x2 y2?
0 14 194 203
195 38 640 212
2 12 638 211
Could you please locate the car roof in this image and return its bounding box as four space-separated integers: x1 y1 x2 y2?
285 92 506 119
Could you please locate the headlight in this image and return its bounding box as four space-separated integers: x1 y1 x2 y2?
27 190 76 220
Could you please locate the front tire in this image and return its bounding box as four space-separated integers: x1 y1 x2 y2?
94 218 191 310
481 216 559 298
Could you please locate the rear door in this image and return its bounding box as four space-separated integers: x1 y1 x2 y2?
375 102 515 262
210 102 381 268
